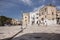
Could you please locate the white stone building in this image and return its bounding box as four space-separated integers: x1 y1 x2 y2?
30 11 40 25
39 5 57 26
29 5 57 26
23 4 60 26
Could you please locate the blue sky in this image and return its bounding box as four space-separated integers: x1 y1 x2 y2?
0 0 60 19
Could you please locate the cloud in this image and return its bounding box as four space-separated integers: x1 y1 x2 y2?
39 0 45 2
52 0 56 4
43 0 45 2
38 0 46 5
33 5 45 11
29 5 45 14
0 0 20 9
21 0 32 6
56 6 60 9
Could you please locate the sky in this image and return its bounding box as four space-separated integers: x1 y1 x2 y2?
0 0 60 19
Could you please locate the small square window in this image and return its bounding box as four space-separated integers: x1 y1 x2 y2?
36 17 38 19
41 18 44 21
25 17 27 18
39 13 41 16
42 12 44 15
36 13 39 15
52 12 54 15
52 18 54 20
32 17 34 20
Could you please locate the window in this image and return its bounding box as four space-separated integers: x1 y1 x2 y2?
32 21 35 25
36 13 39 15
25 17 27 18
52 12 54 15
56 14 58 16
42 12 44 15
41 18 44 21
45 15 46 18
39 13 41 16
32 17 34 20
52 18 54 20
45 8 47 12
36 17 38 19
36 21 38 24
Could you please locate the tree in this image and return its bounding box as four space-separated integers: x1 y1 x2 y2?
0 16 12 26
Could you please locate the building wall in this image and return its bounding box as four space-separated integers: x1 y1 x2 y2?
23 5 60 26
46 6 57 25
56 10 60 24
57 10 60 18
30 12 35 25
39 5 57 25
23 13 29 26
39 6 47 25
30 11 39 25
11 19 17 25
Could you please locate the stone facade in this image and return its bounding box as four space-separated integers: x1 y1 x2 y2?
22 5 60 26
23 13 30 26
30 11 39 25
56 10 60 24
39 5 57 25
11 19 18 25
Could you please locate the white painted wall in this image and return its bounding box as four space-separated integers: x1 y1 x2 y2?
45 19 57 25
29 11 39 25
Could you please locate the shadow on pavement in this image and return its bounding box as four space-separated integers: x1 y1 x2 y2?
0 29 23 40
1 33 60 40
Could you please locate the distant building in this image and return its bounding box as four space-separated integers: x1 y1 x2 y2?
11 19 17 25
11 19 21 25
23 13 30 26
